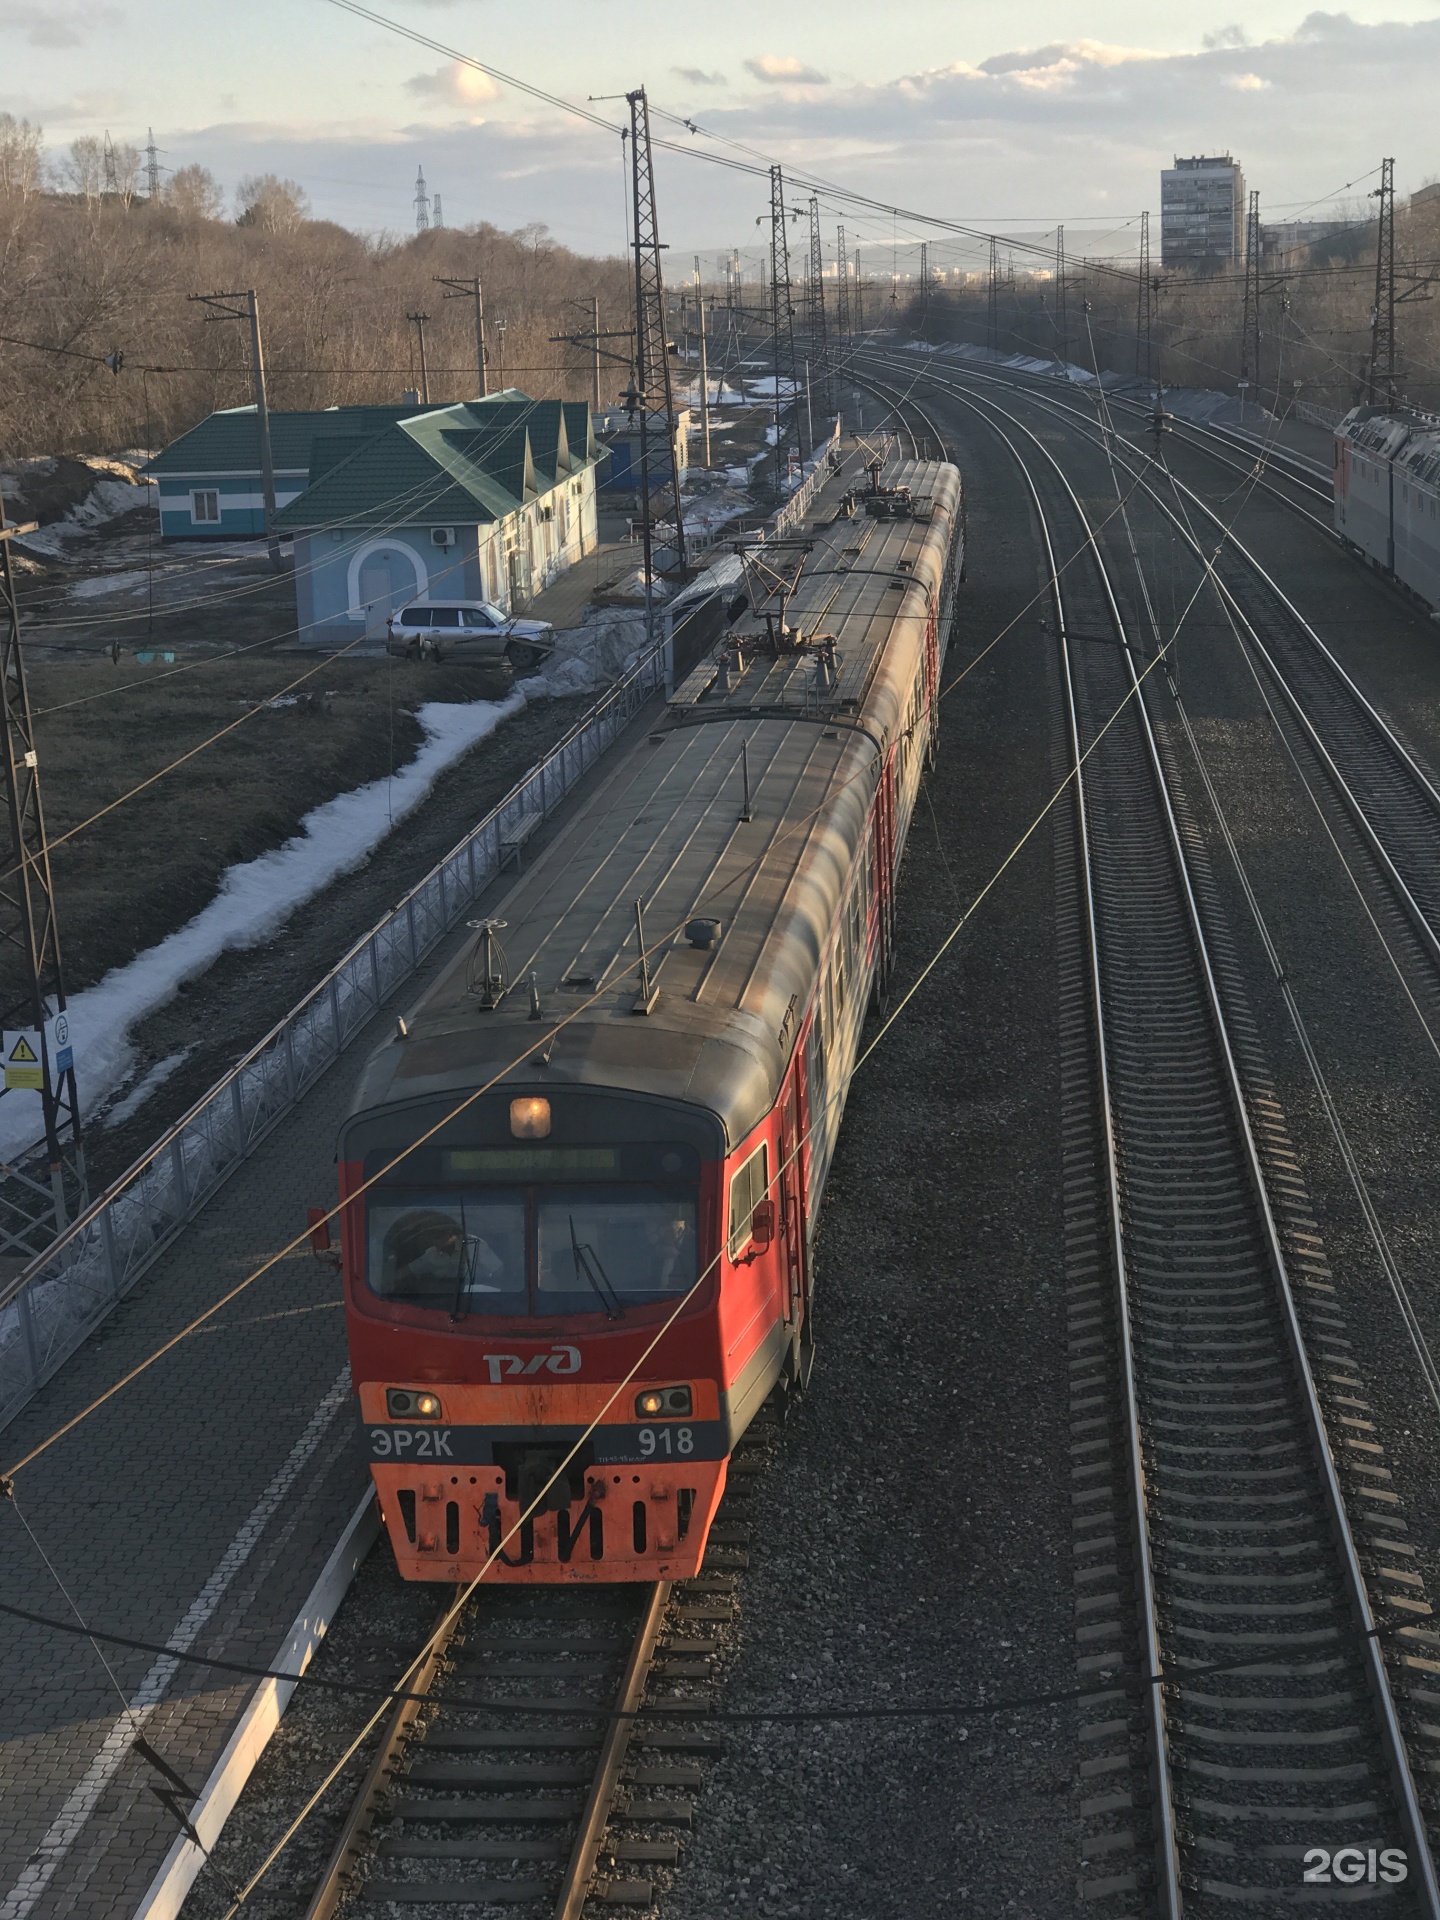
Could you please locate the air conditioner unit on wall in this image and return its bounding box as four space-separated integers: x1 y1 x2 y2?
431 527 455 548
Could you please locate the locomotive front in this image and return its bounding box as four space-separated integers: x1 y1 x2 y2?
339 1079 738 1584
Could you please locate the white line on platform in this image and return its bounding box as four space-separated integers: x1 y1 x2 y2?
132 1485 378 1920
0 1366 353 1920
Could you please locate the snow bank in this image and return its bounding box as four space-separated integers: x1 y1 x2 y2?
18 477 158 558
0 690 522 1158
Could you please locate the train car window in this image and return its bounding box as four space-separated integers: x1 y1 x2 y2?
535 1188 698 1310
368 1190 526 1309
727 1145 769 1260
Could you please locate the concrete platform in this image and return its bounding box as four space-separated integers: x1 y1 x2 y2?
0 688 665 1920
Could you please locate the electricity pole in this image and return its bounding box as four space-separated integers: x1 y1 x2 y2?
1056 226 1068 365
435 275 488 398
694 260 712 466
919 241 929 333
189 290 281 571
836 225 851 348
407 311 432 403
768 163 804 501
1240 190 1262 402
806 198 828 417
854 250 864 335
988 235 999 354
0 498 85 1246
1135 209 1150 380
1369 157 1397 410
626 85 687 588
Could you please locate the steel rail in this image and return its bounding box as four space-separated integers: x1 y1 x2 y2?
301 1592 466 1920
552 1581 671 1919
879 356 1440 1913
886 353 1440 979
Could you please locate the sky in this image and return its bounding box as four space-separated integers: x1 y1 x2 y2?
3 1 1439 267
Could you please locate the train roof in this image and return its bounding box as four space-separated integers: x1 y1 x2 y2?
1338 404 1440 485
346 452 962 1153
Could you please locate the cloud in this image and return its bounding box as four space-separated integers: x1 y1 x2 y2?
1227 71 1270 90
744 54 828 86
404 60 500 107
0 0 120 47
674 67 727 87
1202 25 1250 50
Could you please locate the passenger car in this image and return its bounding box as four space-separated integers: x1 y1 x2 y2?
386 600 557 669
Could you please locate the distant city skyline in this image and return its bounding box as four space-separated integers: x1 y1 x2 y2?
4 2 1437 260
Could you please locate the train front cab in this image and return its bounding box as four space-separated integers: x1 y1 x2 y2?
339 1082 807 1583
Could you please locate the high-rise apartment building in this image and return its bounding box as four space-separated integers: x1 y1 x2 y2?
1161 155 1246 271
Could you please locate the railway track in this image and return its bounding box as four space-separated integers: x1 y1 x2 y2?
300 1428 772 1917
866 352 1440 1016
859 363 1440 1911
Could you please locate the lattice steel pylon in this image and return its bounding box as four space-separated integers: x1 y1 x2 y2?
988 235 999 353
835 225 851 349
626 87 686 579
1135 209 1151 381
807 195 828 416
1240 189 1262 398
0 500 85 1251
1369 156 1398 410
768 164 805 502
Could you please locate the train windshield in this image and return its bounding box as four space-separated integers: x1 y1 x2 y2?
362 1146 700 1318
368 1191 527 1312
536 1188 698 1314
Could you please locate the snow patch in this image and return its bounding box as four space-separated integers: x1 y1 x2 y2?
18 477 157 558
0 690 523 1158
101 1050 193 1128
68 570 151 600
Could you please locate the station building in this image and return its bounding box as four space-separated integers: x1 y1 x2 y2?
142 402 453 540
273 393 606 644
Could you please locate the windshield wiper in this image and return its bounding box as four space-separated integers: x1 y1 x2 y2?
450 1202 474 1323
570 1215 623 1319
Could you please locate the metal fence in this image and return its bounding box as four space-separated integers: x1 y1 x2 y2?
0 627 681 1433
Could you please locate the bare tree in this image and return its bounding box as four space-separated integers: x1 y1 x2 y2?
63 137 104 206
0 115 45 199
168 164 225 222
235 174 310 234
106 139 142 210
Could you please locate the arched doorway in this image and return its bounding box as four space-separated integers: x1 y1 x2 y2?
356 546 420 637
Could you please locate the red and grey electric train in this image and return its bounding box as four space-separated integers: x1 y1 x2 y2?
337 451 964 1583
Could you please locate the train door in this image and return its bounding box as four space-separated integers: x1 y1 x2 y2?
779 1084 805 1329
873 761 897 1003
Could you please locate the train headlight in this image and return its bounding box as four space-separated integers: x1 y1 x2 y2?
388 1388 443 1419
635 1386 692 1418
510 1096 551 1139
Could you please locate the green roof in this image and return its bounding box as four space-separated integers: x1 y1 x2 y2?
274 391 601 533
142 402 457 477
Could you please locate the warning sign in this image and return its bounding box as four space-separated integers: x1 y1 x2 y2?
46 1012 73 1079
4 1032 42 1092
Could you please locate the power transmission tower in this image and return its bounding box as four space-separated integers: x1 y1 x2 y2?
1135 209 1150 380
835 225 851 347
854 250 864 334
144 128 163 200
807 196 828 415
694 261 712 466
768 164 805 500
1240 189 1262 402
919 242 929 333
188 291 281 571
436 276 488 397
1369 156 1397 409
414 167 430 234
625 85 686 586
432 193 443 229
0 500 85 1247
102 132 117 198
407 311 432 402
988 235 999 354
1056 225 1068 364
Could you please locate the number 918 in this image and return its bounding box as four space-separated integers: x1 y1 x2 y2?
637 1425 694 1457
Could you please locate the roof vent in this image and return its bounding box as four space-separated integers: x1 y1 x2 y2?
685 917 721 950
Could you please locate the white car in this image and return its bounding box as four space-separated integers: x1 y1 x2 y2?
386 601 556 669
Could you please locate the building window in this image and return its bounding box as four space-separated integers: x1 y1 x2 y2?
192 490 220 524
